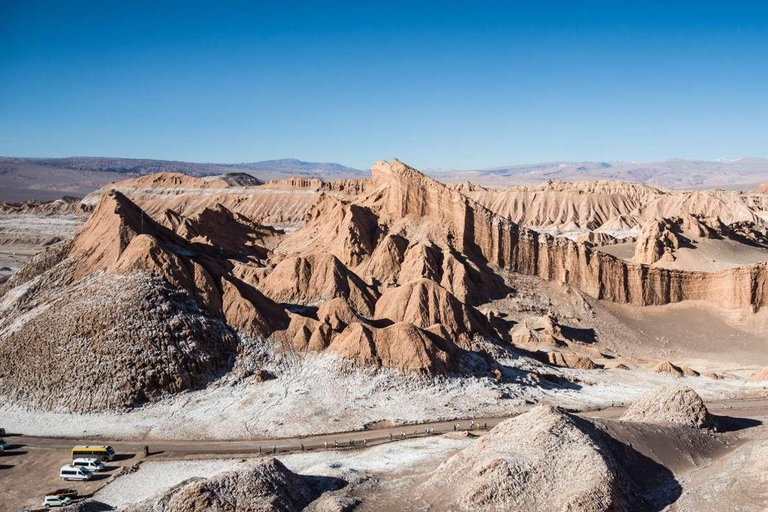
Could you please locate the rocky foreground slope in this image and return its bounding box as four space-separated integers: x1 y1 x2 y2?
2 159 768 413
427 387 717 512
123 458 342 512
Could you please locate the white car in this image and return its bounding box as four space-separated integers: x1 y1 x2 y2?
43 495 72 508
59 464 93 481
72 457 106 472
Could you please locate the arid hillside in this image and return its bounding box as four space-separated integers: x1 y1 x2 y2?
3 159 768 419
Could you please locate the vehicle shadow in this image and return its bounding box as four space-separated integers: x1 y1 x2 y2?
4 443 25 450
0 464 13 470
71 500 114 510
111 453 135 462
1 450 28 456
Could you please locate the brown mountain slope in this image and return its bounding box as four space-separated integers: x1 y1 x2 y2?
5 159 768 414
83 172 367 227
0 192 292 412
356 160 768 309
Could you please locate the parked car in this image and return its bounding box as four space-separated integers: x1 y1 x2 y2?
0 438 7 449
0 444 4 454
59 465 93 481
49 488 78 499
42 495 72 508
0 427 6 436
72 457 105 472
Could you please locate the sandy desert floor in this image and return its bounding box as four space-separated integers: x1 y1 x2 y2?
4 396 767 512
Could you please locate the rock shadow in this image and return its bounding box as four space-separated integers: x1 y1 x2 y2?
711 414 762 433
559 324 597 344
585 417 683 511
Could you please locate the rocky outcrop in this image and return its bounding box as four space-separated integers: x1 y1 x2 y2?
167 203 278 258
0 196 90 215
276 194 380 267
69 191 287 335
373 278 491 344
651 361 700 378
327 321 456 374
621 386 712 428
632 219 683 265
543 351 599 370
125 458 339 512
259 254 378 315
575 231 622 247
427 406 655 511
0 272 238 413
748 366 768 382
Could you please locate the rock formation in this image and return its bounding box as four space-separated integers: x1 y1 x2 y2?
621 386 712 428
5 158 768 414
575 231 623 247
748 366 768 382
125 458 340 512
328 321 456 374
427 406 656 511
259 254 378 315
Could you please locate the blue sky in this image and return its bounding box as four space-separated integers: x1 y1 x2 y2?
1 1 766 170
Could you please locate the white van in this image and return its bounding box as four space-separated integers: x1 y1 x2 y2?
42 495 72 508
59 465 93 481
72 457 105 472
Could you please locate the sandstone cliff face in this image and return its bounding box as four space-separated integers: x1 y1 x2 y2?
460 179 662 232
363 160 768 310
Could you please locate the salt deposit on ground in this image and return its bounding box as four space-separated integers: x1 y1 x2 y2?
95 436 471 509
0 352 748 441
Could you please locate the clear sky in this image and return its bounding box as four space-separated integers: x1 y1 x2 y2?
1 1 766 170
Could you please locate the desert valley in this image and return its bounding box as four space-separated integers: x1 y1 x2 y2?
1 158 768 510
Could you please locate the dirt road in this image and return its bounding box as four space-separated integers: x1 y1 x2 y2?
9 396 768 457
2 396 766 511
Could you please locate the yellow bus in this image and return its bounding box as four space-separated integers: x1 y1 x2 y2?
71 445 115 462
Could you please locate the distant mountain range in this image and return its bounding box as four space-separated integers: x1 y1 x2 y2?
2 155 768 202
430 157 768 191
0 157 367 202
